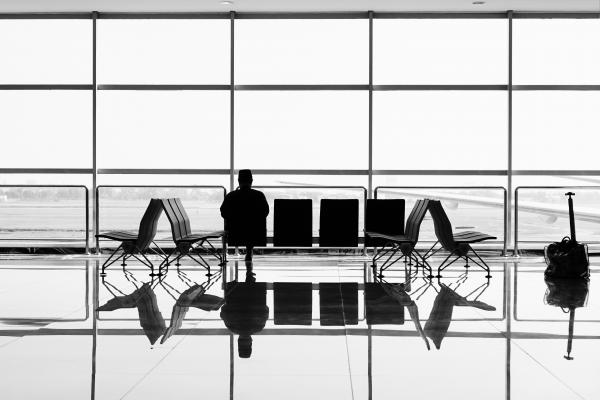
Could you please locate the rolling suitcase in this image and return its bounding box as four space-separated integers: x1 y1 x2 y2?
544 192 589 279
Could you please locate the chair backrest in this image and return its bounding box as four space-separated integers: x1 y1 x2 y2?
319 199 359 247
162 198 186 242
428 200 457 251
173 198 193 237
405 199 430 243
135 198 163 250
365 199 405 247
273 199 313 247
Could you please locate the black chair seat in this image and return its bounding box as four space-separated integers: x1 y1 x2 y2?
365 231 412 243
96 231 138 241
453 231 496 243
179 231 227 243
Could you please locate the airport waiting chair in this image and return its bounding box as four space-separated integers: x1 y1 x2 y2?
273 199 313 247
96 198 165 276
427 200 496 278
366 199 433 278
364 199 405 247
161 198 227 276
319 199 359 247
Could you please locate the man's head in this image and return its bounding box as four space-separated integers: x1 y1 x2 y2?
238 334 253 358
238 169 253 189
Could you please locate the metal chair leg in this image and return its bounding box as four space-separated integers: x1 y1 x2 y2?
436 251 460 278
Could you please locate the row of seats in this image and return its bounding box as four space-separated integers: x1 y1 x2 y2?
273 198 405 247
97 197 496 279
95 197 406 276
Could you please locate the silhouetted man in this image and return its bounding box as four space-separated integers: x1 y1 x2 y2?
220 169 269 261
220 265 268 358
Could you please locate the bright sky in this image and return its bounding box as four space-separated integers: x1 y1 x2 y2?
1 18 600 175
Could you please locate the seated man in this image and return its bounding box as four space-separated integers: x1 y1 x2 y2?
220 169 269 260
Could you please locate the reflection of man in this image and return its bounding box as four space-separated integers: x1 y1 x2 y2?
220 169 269 261
220 266 268 358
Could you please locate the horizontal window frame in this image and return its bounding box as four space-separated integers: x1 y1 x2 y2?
5 169 600 176
6 86 600 91
1 12 599 20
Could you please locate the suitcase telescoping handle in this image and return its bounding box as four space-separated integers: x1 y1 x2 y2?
565 192 576 242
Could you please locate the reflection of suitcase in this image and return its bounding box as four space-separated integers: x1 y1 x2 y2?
544 277 589 360
544 277 589 309
544 192 589 279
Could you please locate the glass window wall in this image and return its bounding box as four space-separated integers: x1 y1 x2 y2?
2 14 600 249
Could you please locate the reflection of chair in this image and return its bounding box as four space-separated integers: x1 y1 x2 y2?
319 282 358 326
161 198 226 276
273 282 312 325
424 282 495 350
160 270 225 344
375 276 430 350
97 274 166 345
364 283 405 325
96 198 165 276
427 200 496 278
366 199 432 278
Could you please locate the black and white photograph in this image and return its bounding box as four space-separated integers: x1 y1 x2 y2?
1 0 600 399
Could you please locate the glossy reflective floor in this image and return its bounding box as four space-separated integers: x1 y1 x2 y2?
0 255 598 399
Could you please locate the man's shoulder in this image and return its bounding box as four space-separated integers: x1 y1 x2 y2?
225 188 266 199
249 188 266 195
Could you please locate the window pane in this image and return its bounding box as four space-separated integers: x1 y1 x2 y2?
0 91 91 168
513 91 600 170
235 91 368 169
0 20 91 84
0 186 88 242
515 187 600 252
98 20 229 84
235 20 368 84
373 91 506 169
514 20 600 84
0 175 90 186
374 20 507 84
374 175 506 187
97 174 228 187
98 91 229 168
